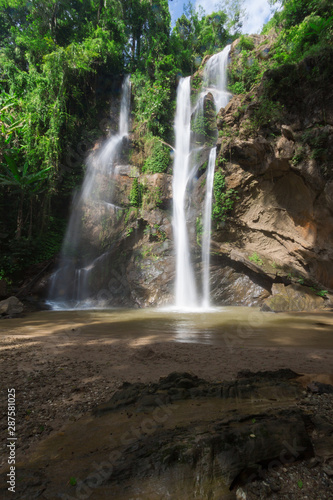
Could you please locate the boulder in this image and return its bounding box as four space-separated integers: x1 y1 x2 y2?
262 283 325 312
0 296 24 317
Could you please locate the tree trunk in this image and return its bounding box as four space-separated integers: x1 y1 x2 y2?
50 2 59 42
16 192 24 240
97 0 104 24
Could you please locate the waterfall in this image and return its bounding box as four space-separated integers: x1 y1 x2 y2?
48 76 131 308
172 77 198 308
202 147 216 308
172 45 231 310
203 45 232 111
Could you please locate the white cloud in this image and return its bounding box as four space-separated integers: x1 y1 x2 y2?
242 0 273 34
194 0 274 35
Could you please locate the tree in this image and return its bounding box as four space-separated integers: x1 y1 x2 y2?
0 156 51 239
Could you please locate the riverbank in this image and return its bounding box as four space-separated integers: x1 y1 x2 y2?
0 308 332 498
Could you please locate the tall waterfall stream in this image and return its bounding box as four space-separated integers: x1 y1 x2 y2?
172 45 231 309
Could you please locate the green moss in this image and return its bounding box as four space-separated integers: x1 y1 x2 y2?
142 136 170 174
212 171 239 224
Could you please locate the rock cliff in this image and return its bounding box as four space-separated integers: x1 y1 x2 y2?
208 45 333 310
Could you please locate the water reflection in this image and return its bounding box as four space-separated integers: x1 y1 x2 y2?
1 307 333 349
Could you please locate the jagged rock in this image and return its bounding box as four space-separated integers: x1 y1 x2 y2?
116 164 140 177
281 125 295 142
140 173 172 208
276 135 295 160
0 296 24 316
225 137 274 175
262 284 325 312
210 264 270 307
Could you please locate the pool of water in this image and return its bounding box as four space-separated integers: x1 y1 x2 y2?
1 307 333 349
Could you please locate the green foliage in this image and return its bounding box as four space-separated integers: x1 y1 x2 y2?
142 136 170 173
310 286 328 298
228 50 263 94
263 0 333 65
191 96 217 146
212 171 239 223
251 96 283 130
228 81 247 94
238 35 255 51
249 252 264 266
171 6 231 75
131 69 176 139
291 146 306 165
129 178 141 207
141 185 163 210
196 216 203 245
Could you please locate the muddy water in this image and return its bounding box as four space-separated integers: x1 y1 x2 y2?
1 307 333 349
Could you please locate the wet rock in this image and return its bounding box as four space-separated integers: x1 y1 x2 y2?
237 369 299 380
307 381 333 394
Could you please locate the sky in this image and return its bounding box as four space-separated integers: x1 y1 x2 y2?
168 0 277 34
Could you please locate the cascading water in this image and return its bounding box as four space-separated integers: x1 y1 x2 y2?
201 147 216 308
172 45 231 310
48 76 131 308
172 77 198 309
203 45 231 112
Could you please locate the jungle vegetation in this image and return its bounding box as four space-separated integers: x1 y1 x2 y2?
0 0 332 283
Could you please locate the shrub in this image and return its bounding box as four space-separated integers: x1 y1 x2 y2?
142 136 170 174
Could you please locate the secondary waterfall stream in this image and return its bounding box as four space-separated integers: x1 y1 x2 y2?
48 76 131 307
172 45 231 309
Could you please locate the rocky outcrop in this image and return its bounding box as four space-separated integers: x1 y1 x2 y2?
210 48 333 308
262 283 325 312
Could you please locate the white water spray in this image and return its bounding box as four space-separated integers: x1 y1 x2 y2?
202 147 216 308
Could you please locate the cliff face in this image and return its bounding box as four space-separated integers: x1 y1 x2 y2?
208 46 333 310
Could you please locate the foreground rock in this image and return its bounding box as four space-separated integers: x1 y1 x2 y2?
0 296 24 317
1 370 332 499
262 283 326 312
